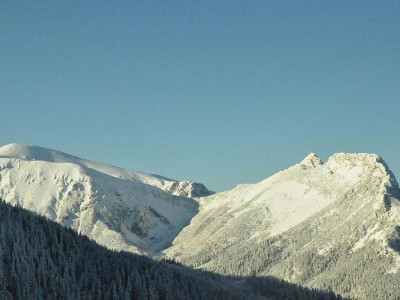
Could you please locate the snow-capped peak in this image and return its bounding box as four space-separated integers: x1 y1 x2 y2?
326 153 395 178
0 143 75 162
300 152 323 168
0 143 213 198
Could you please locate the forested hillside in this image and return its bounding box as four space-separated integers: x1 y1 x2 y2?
0 200 343 299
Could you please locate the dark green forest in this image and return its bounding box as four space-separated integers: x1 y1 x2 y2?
0 200 343 299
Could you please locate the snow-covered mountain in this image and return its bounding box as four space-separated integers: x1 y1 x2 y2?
165 152 400 299
2 143 400 298
0 144 212 254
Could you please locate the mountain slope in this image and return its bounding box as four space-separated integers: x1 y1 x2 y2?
0 144 212 254
0 199 344 300
165 153 400 299
0 144 213 197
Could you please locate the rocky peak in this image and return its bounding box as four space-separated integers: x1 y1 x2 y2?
300 153 323 168
326 153 390 176
161 181 214 198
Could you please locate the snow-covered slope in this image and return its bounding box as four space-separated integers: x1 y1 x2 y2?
165 153 338 257
0 144 212 254
0 144 213 198
165 152 400 299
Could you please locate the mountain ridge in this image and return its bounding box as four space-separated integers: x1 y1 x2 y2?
0 143 214 198
1 143 400 298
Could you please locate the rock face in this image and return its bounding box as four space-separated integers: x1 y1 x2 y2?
153 180 214 198
0 144 211 254
165 153 400 300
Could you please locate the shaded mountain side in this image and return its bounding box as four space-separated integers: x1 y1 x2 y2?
0 200 344 300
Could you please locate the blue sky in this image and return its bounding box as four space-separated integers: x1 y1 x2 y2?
1 1 399 191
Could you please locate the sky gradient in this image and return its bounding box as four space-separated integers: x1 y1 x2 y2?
1 1 399 191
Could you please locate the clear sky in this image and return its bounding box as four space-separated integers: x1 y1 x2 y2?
1 1 399 192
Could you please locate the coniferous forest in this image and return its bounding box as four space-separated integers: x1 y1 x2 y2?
0 200 344 299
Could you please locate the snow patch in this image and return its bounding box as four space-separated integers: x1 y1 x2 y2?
317 242 336 255
352 223 380 252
